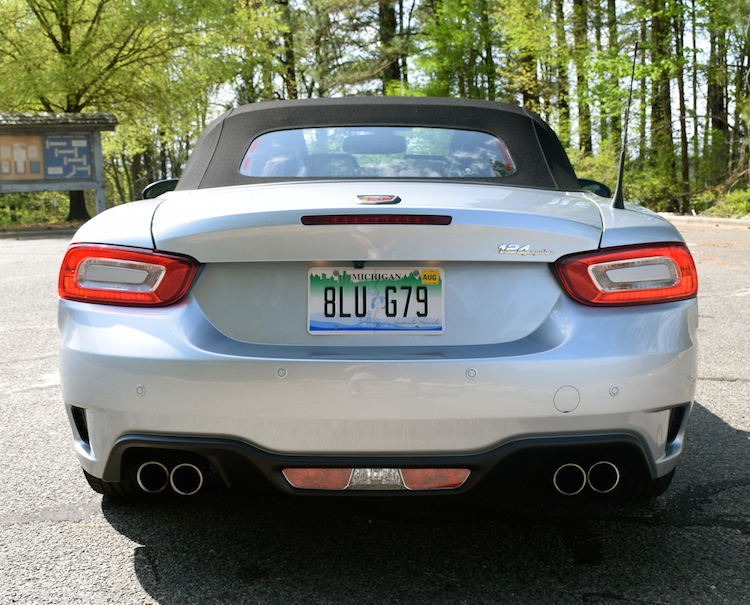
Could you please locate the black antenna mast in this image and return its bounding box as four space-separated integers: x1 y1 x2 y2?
611 43 639 210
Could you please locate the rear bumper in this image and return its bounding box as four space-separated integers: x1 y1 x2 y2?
59 293 698 484
100 430 683 495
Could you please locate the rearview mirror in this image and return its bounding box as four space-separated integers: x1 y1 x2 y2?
142 178 179 200
578 178 612 198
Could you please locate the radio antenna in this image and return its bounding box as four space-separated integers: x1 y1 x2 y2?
611 42 639 210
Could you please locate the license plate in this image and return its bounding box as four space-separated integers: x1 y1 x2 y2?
308 267 444 334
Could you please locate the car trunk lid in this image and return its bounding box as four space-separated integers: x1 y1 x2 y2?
152 181 601 263
151 181 602 347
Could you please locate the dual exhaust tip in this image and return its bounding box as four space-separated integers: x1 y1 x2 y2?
553 461 620 496
138 458 619 497
136 461 204 496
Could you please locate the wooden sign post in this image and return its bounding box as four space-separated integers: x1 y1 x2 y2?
0 113 117 215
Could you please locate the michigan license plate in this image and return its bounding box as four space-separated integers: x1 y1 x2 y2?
308 267 444 334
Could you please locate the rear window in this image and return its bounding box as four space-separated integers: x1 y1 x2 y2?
239 127 516 179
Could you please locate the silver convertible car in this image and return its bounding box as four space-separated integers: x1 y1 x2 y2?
58 97 698 501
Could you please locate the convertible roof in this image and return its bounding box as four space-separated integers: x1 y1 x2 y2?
176 97 579 191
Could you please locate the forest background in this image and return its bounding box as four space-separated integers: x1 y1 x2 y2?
0 0 748 224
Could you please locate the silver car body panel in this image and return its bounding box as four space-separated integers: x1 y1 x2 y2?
71 198 161 249
598 201 684 248
147 182 603 262
59 292 697 476
61 182 697 484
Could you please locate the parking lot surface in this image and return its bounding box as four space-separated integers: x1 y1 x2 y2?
1 223 749 604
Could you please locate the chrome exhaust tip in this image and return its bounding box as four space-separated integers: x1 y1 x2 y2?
170 463 204 496
553 463 587 496
587 461 620 493
136 461 170 494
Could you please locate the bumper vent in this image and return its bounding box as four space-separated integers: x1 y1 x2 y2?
667 405 688 444
71 406 90 445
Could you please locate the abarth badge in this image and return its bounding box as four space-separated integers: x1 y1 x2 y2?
354 195 401 205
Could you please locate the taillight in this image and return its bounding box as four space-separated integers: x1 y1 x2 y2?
59 244 199 306
301 214 452 225
555 243 698 306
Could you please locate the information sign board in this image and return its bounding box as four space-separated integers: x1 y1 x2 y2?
0 135 93 181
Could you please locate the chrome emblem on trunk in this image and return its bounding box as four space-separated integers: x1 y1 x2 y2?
355 195 401 205
498 244 553 256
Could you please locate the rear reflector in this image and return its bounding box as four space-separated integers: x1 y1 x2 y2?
59 244 199 306
301 214 452 226
401 468 471 490
282 468 470 491
555 243 698 306
282 468 353 490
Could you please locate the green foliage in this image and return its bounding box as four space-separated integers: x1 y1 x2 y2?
0 0 224 113
625 170 684 212
0 0 747 224
567 142 620 189
0 192 71 226
696 189 750 218
416 0 503 100
383 81 428 97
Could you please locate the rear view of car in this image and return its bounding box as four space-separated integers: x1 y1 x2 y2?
58 98 698 501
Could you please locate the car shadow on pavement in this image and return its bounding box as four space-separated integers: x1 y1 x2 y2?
102 401 750 604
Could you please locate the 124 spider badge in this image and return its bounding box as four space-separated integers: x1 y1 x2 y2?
498 243 553 256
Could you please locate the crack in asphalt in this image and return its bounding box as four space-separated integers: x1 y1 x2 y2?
0 353 57 365
0 502 102 526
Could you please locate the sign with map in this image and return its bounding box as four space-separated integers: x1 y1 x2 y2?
0 135 92 181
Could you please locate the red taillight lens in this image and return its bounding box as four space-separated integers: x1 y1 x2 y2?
555 243 698 306
400 468 471 490
282 468 353 490
301 214 452 226
59 244 199 306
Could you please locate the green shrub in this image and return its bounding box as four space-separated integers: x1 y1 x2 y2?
0 192 69 226
697 189 750 218
0 191 95 227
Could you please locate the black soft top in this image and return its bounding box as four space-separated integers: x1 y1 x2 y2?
176 97 579 191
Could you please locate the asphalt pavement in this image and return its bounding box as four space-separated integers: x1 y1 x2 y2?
1 223 749 604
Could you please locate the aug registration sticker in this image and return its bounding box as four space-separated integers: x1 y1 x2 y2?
308 267 445 334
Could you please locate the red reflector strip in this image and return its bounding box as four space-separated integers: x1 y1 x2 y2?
282 468 353 490
301 214 452 226
401 468 471 490
282 468 470 491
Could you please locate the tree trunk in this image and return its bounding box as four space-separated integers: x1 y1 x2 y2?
66 190 90 222
159 130 168 180
637 17 647 167
520 52 539 111
707 4 729 186
277 0 298 99
130 152 149 201
573 0 592 154
650 0 678 211
593 0 607 142
674 8 690 213
728 15 750 188
480 0 495 100
109 156 127 205
399 0 408 86
554 0 570 147
379 0 400 92
607 0 621 143
691 0 699 181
